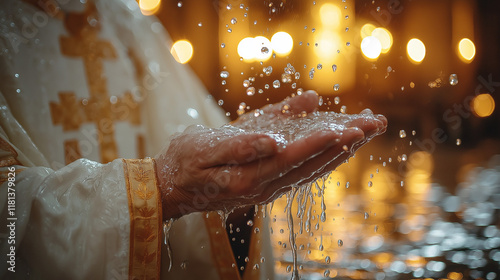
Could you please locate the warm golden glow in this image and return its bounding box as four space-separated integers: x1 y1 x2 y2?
407 38 426 63
361 36 382 60
472 93 495 118
458 38 476 62
254 36 273 61
319 3 342 28
314 30 341 59
408 151 434 174
360 23 376 39
271 32 293 56
372 28 393 53
139 0 161 16
170 40 193 64
237 37 256 61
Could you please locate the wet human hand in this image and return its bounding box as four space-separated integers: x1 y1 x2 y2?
155 91 387 219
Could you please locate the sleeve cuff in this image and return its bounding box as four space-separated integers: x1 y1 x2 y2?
122 158 162 280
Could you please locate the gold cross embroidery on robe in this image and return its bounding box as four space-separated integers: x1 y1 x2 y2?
49 2 141 164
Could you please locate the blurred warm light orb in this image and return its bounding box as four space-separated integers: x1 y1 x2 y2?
360 23 376 39
237 37 256 61
254 36 273 61
139 0 161 16
472 93 495 118
319 3 342 27
315 30 341 59
170 40 193 64
271 32 293 56
372 28 393 53
361 36 382 60
458 38 476 62
407 38 426 63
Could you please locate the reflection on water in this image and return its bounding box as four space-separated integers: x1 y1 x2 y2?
270 148 500 279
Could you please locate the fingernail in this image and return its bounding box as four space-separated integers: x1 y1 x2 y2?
254 137 275 156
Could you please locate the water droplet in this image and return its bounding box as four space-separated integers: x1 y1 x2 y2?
261 257 265 263
364 212 369 219
338 239 343 247
340 105 346 114
261 46 269 54
317 64 322 70
332 64 337 72
281 73 292 83
367 181 373 187
449 74 458 86
198 22 202 27
218 99 224 106
220 71 229 78
273 80 280 88
231 18 237 24
399 130 407 138
220 43 225 48
227 28 232 33
263 66 273 76
325 256 331 264
177 1 182 7
226 4 232 9
401 86 405 91
309 68 315 79
243 80 250 87
345 27 349 32
334 96 340 104
342 145 348 151
345 15 349 19
247 219 254 226
180 261 187 269
345 182 350 188
324 270 330 277
410 82 415 88
374 225 379 232
246 87 255 96
286 265 291 272
333 84 340 91
279 229 284 234
456 138 462 146
401 154 407 161
311 28 316 33
346 42 351 46
412 130 416 136
376 6 381 12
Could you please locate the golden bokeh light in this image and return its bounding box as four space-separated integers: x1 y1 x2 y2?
472 93 495 118
372 28 393 53
361 36 382 60
458 38 476 62
319 3 342 28
254 36 273 61
271 32 294 56
139 0 161 16
237 37 256 61
170 40 193 64
407 38 426 63
314 30 341 59
360 23 376 39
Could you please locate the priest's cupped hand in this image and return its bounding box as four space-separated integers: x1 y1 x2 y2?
155 90 387 220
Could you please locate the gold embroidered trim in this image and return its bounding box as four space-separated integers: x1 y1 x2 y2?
242 212 263 280
204 212 242 280
123 158 162 280
0 168 24 185
0 138 21 168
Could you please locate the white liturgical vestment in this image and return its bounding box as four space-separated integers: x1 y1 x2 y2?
0 0 274 279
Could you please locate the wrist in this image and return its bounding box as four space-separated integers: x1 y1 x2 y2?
153 157 193 220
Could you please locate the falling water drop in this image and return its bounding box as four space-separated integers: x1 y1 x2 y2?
333 84 340 91
246 87 256 96
220 71 229 78
456 138 462 146
332 64 337 72
230 17 237 24
325 256 331 264
273 80 281 88
338 239 343 247
399 130 407 138
449 74 458 86
334 96 340 104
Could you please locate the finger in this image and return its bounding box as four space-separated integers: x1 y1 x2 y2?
258 128 366 199
261 90 319 116
200 134 278 168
